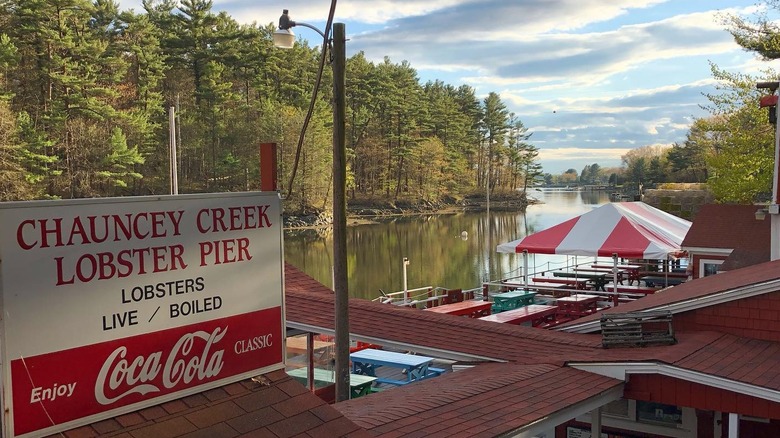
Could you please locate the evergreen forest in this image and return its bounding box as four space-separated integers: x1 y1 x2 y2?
0 0 543 213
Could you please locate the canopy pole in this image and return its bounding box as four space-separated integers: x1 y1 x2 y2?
664 255 670 287
523 250 529 289
612 253 619 307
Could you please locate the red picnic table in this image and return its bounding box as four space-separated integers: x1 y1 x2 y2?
604 284 660 296
639 270 688 278
478 304 558 327
556 294 601 318
425 300 492 318
529 277 589 290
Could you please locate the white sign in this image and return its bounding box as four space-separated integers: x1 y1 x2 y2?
0 193 285 437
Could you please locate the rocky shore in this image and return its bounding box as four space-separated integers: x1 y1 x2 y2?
283 193 532 229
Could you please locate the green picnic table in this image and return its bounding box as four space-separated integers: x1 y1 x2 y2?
491 290 537 312
287 367 378 398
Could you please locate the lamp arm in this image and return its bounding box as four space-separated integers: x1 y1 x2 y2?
291 21 326 39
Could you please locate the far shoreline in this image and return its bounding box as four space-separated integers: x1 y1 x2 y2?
283 197 537 230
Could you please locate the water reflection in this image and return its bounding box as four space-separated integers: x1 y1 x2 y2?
284 189 611 300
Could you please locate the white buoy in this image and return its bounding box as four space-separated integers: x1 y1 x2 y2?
460 231 468 240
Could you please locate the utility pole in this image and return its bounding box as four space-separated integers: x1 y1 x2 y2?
331 22 350 402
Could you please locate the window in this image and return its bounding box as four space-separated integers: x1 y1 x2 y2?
636 401 683 427
575 399 696 437
699 259 723 277
602 398 630 418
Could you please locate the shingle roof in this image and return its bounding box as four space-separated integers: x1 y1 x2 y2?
58 261 780 438
720 247 770 271
681 203 770 253
675 334 780 386
335 363 623 438
283 261 780 394
53 369 370 438
557 259 780 328
287 283 729 362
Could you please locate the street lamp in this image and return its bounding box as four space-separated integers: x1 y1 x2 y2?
274 9 350 402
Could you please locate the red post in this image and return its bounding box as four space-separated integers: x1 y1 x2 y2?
260 143 278 192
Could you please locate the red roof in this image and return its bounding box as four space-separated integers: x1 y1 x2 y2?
682 204 770 252
54 369 370 438
283 259 780 394
558 259 780 329
335 363 623 437
58 261 780 437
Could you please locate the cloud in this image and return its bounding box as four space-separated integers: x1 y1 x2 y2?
350 8 737 88
540 147 632 162
112 0 779 175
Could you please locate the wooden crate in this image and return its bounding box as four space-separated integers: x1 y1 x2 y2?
600 310 675 348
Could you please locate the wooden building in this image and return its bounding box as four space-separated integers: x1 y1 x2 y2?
681 204 770 279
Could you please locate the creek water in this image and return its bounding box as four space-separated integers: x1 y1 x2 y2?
283 189 611 300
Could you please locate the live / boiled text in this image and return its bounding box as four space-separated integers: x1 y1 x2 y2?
170 296 222 318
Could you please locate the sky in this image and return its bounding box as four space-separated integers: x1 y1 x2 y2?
120 0 780 174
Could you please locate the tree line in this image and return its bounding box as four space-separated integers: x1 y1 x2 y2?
0 0 543 212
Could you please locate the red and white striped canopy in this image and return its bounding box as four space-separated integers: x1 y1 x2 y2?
496 202 691 259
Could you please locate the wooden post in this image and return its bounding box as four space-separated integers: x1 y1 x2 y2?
332 22 350 403
260 143 278 192
306 333 314 391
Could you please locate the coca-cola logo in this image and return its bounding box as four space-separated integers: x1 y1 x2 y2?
95 327 226 405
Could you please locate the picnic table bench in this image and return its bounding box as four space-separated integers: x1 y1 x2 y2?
425 299 492 318
529 277 589 289
491 290 537 312
603 283 661 295
556 294 601 318
287 367 377 398
350 348 443 386
575 267 625 284
639 270 688 278
553 271 608 291
592 264 642 284
478 304 558 327
641 275 686 287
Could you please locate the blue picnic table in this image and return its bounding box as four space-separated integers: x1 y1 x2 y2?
350 348 443 385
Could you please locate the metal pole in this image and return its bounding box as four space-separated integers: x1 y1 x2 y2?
612 253 619 307
522 250 528 289
772 104 780 261
332 22 350 403
169 107 175 195
171 107 178 195
403 257 409 303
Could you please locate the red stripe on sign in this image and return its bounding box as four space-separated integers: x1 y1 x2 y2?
11 307 282 435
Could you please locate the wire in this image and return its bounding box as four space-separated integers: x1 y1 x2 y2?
285 0 338 200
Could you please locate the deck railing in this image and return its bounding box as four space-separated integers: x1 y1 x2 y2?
373 286 482 308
